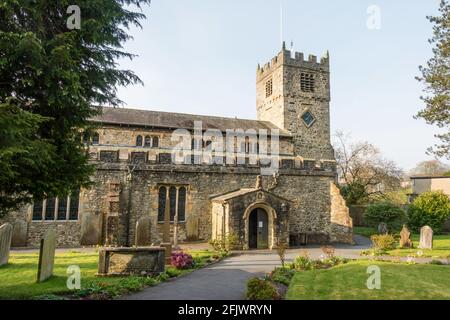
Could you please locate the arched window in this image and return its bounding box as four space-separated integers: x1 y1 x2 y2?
82 132 90 145
178 187 186 222
92 132 100 145
158 186 167 222
32 201 43 221
45 198 56 220
144 136 151 148
69 190 80 220
169 186 177 222
152 136 159 148
136 135 143 147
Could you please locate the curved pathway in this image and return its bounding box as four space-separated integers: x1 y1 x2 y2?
122 236 372 300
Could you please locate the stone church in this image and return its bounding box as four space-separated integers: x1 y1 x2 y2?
2 45 353 249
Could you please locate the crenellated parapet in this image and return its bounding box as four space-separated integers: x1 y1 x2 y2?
256 42 329 81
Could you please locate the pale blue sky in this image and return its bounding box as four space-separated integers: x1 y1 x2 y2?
116 0 448 171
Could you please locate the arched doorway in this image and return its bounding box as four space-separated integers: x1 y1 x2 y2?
248 208 269 249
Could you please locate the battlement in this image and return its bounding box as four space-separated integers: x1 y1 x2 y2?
257 42 329 80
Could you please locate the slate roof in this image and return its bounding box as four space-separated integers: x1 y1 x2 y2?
90 107 291 137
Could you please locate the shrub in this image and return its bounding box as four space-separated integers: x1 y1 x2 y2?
270 268 295 286
408 191 450 233
246 278 280 300
321 246 335 259
293 255 314 271
370 234 397 251
209 233 239 252
364 202 407 232
171 251 194 270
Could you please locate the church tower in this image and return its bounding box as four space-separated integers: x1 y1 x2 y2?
256 43 334 160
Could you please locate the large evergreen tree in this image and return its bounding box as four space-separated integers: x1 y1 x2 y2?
416 0 450 160
0 0 150 216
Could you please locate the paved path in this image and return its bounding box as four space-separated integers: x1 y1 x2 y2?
122 235 372 300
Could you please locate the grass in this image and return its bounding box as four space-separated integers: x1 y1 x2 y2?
0 249 220 300
286 260 450 300
354 227 450 258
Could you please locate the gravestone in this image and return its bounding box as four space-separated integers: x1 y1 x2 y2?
377 222 388 235
419 226 433 250
135 217 151 247
399 225 413 248
80 212 103 246
37 229 56 282
11 220 27 247
186 216 199 241
0 223 13 266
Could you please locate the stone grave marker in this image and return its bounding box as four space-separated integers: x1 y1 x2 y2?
377 222 388 235
80 212 103 246
399 225 413 248
419 226 433 250
37 229 57 282
135 217 151 247
0 223 13 266
11 220 27 247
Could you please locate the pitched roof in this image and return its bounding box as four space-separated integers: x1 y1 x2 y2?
90 107 291 137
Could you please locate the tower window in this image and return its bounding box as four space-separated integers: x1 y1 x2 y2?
265 78 273 98
301 111 316 127
301 73 315 92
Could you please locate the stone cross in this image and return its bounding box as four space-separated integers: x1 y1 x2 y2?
377 222 388 235
419 226 433 250
399 225 413 248
0 223 13 266
135 217 151 247
37 229 57 283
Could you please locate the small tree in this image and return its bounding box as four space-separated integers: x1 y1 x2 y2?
333 131 403 205
364 202 408 232
408 191 450 233
276 240 288 268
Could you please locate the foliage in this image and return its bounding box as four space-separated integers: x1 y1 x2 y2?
409 160 450 176
364 202 407 232
415 0 450 159
408 191 450 233
292 251 348 271
0 0 151 215
370 234 397 251
270 268 295 286
321 246 336 259
209 233 239 253
246 278 280 300
171 251 194 270
0 250 220 299
276 240 288 267
333 131 403 205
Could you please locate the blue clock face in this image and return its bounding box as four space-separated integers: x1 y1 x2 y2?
301 111 315 127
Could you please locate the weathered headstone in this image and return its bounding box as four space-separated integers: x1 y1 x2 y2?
186 216 199 241
378 222 388 235
419 226 433 250
11 220 27 247
37 229 56 282
0 223 13 266
135 217 151 247
399 225 413 248
80 212 103 246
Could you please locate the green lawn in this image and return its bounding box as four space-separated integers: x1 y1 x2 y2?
286 260 450 300
0 250 218 300
354 227 450 258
